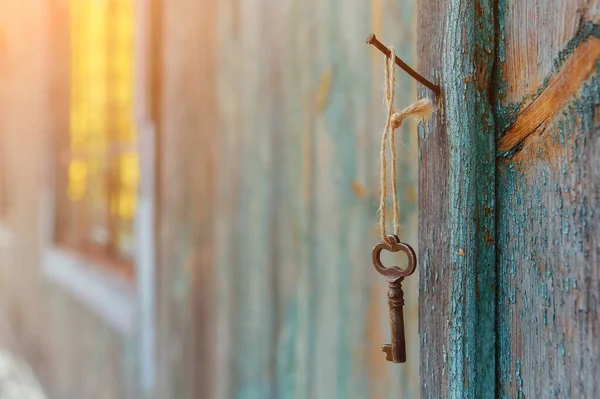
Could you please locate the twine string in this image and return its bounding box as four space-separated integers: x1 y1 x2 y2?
378 47 433 246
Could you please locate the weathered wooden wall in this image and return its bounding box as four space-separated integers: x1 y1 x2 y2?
417 0 496 397
4 1 599 398
2 0 425 399
418 1 600 398
173 0 419 398
495 2 600 397
156 0 218 397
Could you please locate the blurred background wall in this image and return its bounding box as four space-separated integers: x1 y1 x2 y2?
0 0 423 398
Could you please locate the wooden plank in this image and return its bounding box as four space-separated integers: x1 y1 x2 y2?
269 0 313 397
156 0 218 398
495 8 600 397
214 0 422 397
380 2 422 397
230 0 277 396
418 0 496 398
496 0 600 108
213 0 242 397
308 0 421 397
0 0 426 398
498 36 600 153
215 1 278 398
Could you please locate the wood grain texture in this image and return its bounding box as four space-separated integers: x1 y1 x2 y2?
213 0 422 398
0 1 424 398
156 0 218 398
496 0 600 109
495 4 600 397
418 0 496 398
498 36 600 153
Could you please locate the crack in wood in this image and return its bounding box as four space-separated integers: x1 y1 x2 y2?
497 36 600 153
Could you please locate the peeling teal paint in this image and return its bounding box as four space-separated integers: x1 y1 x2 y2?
430 0 497 397
423 2 598 398
494 22 600 142
496 27 600 397
216 0 426 397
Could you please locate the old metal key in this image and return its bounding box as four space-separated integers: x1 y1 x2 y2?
372 234 417 363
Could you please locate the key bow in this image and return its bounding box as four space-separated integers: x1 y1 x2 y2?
372 235 416 282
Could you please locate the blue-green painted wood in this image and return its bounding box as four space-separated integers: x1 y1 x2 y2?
160 2 600 398
214 0 422 398
418 0 496 398
495 4 600 395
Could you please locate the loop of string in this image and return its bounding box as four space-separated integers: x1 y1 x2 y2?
379 47 433 247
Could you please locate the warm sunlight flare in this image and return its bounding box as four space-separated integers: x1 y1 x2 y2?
67 0 138 258
1 1 597 398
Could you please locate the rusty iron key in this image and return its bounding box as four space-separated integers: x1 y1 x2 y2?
372 234 417 363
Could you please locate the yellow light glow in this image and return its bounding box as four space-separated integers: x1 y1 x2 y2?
69 0 137 209
68 0 138 257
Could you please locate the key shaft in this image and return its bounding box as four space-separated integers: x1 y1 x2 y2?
382 278 407 363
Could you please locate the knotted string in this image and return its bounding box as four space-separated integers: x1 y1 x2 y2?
379 47 433 247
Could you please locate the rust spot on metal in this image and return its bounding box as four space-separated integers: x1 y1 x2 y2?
366 33 441 95
498 36 600 153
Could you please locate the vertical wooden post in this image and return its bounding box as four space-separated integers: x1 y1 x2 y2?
418 1 496 398
157 0 218 398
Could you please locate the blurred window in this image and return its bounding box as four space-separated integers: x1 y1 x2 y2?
54 0 137 278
